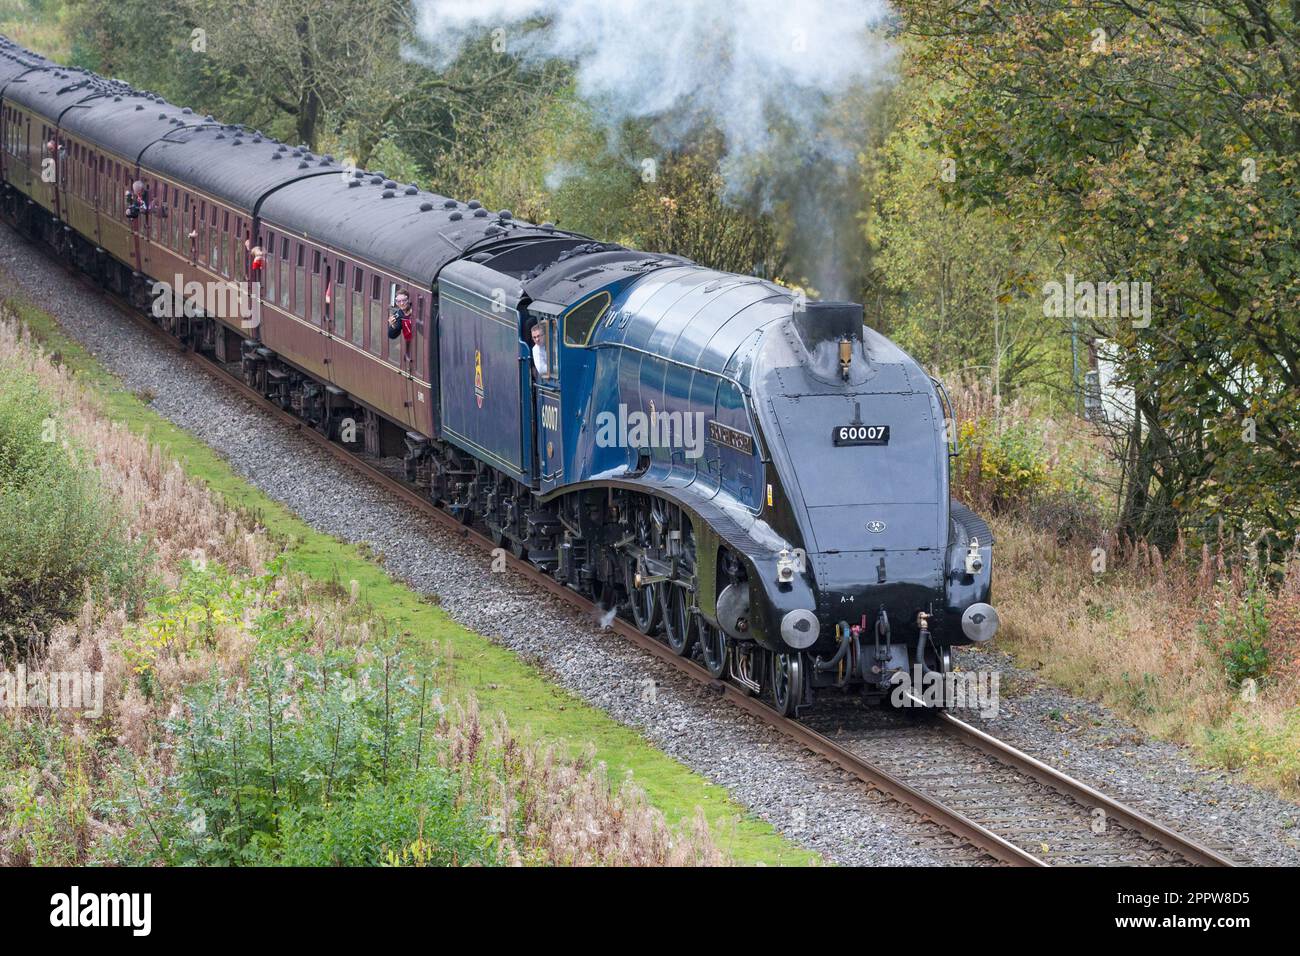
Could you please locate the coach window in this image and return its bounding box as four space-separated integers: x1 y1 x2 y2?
279 238 291 310
220 211 231 277
311 250 322 323
152 181 163 242
351 268 365 348
388 283 403 364
214 214 222 271
369 276 383 356
263 232 276 301
293 244 306 318
414 295 426 378
333 259 346 335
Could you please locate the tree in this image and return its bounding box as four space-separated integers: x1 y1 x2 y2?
861 76 1067 395
896 0 1300 547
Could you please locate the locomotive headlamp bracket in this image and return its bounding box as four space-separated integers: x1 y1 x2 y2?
775 547 805 584
964 537 984 575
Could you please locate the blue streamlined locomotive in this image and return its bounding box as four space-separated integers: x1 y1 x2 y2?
0 36 997 715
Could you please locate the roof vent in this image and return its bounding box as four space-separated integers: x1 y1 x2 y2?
271 153 281 161
473 208 488 218
182 107 192 114
484 225 502 236
449 212 463 221
382 189 395 198
134 104 143 110
404 186 418 195
443 199 457 209
540 222 555 232
232 139 242 146
297 161 309 169
157 113 167 120
498 210 512 220
383 180 396 189
369 176 383 185
215 132 225 139
324 154 334 163
113 95 122 102
348 180 360 188
277 144 286 152
419 202 433 211
467 200 482 209
318 159 330 166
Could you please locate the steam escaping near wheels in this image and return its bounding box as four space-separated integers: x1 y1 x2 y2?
961 603 1000 643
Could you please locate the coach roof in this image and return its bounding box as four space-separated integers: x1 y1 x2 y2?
258 173 565 283
0 35 50 87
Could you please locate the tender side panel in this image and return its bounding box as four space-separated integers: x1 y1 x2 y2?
437 275 527 480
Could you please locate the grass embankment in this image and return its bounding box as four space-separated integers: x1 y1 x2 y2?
0 290 817 865
951 381 1300 798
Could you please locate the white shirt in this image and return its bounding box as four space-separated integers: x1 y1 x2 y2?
532 342 549 377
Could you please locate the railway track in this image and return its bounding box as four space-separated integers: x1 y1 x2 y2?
24 233 1239 868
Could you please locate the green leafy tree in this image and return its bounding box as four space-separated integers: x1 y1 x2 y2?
861 79 1067 394
896 0 1300 546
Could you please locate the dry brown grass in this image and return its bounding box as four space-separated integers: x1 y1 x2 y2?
986 483 1300 795
941 375 1300 796
0 313 728 865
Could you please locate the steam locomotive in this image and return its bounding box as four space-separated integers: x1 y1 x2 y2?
0 36 997 715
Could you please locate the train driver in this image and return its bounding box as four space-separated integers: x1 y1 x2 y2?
530 321 549 377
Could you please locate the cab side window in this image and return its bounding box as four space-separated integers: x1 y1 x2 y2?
563 291 611 347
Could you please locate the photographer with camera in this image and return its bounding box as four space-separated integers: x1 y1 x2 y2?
386 289 413 345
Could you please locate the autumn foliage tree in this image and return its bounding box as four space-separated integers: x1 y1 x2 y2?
897 1 1300 549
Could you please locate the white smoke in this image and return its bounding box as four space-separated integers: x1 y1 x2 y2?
411 0 897 294
414 0 892 168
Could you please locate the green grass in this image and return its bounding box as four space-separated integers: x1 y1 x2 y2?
3 286 819 865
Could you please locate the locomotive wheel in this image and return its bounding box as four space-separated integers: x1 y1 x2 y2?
660 582 696 656
625 559 661 634
699 619 727 679
769 651 804 717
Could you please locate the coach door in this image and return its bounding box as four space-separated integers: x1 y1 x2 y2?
129 169 144 275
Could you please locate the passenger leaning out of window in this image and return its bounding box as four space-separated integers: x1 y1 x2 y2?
530 322 549 377
245 235 265 283
386 290 414 358
124 180 149 220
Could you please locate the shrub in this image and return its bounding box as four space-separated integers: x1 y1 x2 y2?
953 417 1051 511
0 362 144 648
1213 568 1271 688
